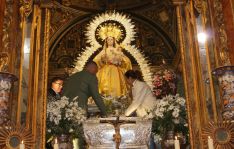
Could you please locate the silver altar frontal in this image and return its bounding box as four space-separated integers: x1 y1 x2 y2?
83 117 152 149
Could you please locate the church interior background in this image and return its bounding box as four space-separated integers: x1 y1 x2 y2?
0 0 234 148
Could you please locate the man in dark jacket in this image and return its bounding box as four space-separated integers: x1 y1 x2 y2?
47 77 64 102
46 77 64 149
62 61 106 116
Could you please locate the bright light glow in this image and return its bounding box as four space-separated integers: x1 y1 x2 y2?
197 32 207 43
24 38 30 54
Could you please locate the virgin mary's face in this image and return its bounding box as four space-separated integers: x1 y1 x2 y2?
106 37 114 46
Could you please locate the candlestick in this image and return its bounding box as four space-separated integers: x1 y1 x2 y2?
54 138 59 149
174 136 180 149
19 141 25 149
208 136 214 149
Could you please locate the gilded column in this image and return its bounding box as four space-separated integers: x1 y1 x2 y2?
221 0 234 64
40 7 51 149
173 0 195 148
0 0 5 51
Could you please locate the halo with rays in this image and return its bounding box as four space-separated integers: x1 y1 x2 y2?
0 124 34 149
85 11 136 47
202 121 234 149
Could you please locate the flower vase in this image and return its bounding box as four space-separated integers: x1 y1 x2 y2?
58 134 73 149
0 72 17 125
212 66 234 119
162 130 175 149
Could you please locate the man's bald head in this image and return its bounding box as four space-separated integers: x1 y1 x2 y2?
85 61 98 75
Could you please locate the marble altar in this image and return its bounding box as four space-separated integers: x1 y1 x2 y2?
83 117 152 149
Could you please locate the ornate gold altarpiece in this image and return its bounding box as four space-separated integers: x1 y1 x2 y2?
0 0 234 149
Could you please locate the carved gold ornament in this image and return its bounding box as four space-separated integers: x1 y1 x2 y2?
20 0 33 17
86 11 135 47
0 124 34 149
0 52 9 72
97 23 124 42
202 121 234 149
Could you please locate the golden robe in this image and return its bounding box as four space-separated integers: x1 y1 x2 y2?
94 47 132 97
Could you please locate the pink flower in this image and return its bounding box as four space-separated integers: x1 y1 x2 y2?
153 80 163 87
154 75 162 81
154 89 162 96
163 70 173 81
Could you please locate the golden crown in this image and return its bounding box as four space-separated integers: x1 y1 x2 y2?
96 23 124 41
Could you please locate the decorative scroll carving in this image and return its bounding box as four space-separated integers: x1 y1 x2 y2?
2 0 13 57
193 0 231 65
193 0 203 13
20 0 33 17
62 0 72 6
213 0 231 65
138 3 176 40
57 0 152 11
0 52 9 72
49 2 88 38
49 23 88 69
134 21 174 65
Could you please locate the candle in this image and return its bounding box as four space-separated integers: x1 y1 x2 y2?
19 141 25 149
208 136 214 149
53 138 59 149
73 138 79 149
174 136 180 149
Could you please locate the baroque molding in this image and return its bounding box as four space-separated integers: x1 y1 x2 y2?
2 0 13 71
213 0 231 65
0 52 9 72
193 0 203 13
49 1 88 39
20 0 33 17
139 6 174 39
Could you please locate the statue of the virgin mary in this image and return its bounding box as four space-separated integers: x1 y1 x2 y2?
93 24 132 97
73 12 153 100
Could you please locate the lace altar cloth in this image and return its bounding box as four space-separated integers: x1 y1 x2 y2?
83 117 152 149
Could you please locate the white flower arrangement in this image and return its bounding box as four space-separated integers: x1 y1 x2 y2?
46 96 87 139
147 94 188 142
102 95 130 115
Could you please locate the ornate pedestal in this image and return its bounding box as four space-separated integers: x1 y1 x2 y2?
0 72 17 125
83 117 152 149
212 66 234 119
